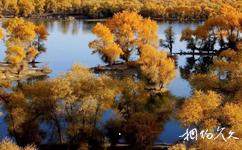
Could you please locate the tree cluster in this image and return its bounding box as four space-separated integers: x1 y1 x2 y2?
0 18 48 75
177 36 242 150
0 64 175 150
90 11 176 91
0 0 241 21
180 5 242 54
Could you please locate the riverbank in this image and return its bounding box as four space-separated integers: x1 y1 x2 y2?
0 63 51 81
1 13 206 23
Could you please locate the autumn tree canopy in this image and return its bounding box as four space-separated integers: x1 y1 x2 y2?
0 139 36 150
90 11 176 91
139 44 176 90
178 41 242 149
1 18 48 74
89 11 159 63
0 0 241 21
181 5 242 53
0 28 3 40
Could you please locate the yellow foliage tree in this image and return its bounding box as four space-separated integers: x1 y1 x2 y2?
89 23 123 64
0 28 3 40
191 46 242 98
0 0 241 20
3 18 36 47
32 24 48 62
178 90 221 128
26 47 39 62
57 0 72 13
90 11 159 63
34 24 48 40
0 139 37 150
180 5 242 53
178 43 242 149
5 45 26 64
139 44 176 90
168 144 187 150
2 0 19 16
221 102 242 137
34 0 46 15
121 0 143 12
197 138 242 150
2 18 48 73
90 12 176 91
18 0 35 17
44 0 58 13
21 64 120 142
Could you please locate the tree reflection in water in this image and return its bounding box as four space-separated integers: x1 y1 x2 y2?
180 55 214 80
0 62 176 150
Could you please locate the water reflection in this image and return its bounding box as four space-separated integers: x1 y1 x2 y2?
34 19 97 35
180 55 214 80
82 21 97 34
0 75 175 150
0 19 202 146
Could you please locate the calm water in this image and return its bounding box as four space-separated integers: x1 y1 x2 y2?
0 19 200 144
